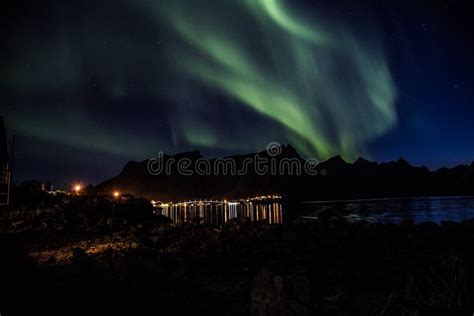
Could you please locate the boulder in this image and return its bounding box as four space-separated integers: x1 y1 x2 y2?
251 267 312 316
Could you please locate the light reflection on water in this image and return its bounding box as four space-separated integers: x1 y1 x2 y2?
298 196 474 224
158 196 474 225
159 202 283 225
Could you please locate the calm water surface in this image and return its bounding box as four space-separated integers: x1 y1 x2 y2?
293 196 474 224
158 196 474 225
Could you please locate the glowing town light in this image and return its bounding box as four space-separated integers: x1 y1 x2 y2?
74 184 82 194
113 191 120 198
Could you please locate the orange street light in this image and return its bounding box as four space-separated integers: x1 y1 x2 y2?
73 184 82 195
113 191 120 198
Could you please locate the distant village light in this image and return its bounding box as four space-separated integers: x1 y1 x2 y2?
113 191 120 198
74 184 82 194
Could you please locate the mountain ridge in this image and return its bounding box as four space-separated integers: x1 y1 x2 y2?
95 145 474 201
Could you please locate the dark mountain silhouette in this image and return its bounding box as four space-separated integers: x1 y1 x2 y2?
95 145 474 201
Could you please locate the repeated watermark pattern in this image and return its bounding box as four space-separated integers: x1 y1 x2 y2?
147 142 326 176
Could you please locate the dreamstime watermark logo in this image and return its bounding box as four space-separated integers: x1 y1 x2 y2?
147 142 326 176
266 142 283 157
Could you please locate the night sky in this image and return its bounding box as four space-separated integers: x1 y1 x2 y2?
2 0 473 188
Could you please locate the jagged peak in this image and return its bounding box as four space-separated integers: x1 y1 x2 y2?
396 157 411 167
280 144 302 158
325 155 347 164
252 143 302 159
354 157 376 167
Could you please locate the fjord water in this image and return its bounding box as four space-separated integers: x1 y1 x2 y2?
294 196 474 224
160 196 474 225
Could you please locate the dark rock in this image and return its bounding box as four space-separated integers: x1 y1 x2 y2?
251 267 312 316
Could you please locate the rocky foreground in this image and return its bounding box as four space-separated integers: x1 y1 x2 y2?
1 201 474 315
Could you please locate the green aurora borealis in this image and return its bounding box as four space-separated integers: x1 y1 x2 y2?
1 0 419 185
141 0 397 159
